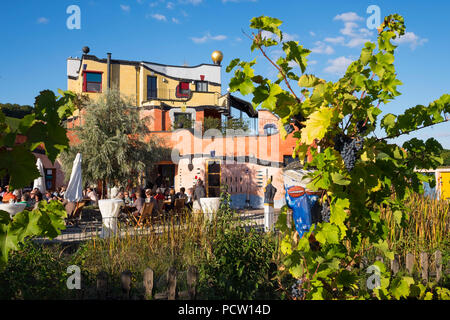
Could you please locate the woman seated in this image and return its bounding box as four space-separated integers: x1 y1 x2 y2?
130 189 145 219
165 188 176 212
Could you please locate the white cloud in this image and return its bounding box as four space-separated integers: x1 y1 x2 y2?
340 22 358 37
172 17 180 23
392 32 428 50
149 2 158 7
120 4 130 12
337 21 374 48
167 1 175 9
191 32 227 44
309 31 316 37
334 12 363 22
324 36 345 44
147 13 167 21
346 37 371 48
309 60 317 65
324 56 353 75
37 17 49 24
310 41 334 55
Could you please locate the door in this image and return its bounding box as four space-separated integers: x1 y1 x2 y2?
441 172 450 200
206 160 221 197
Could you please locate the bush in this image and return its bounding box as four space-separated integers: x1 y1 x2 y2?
199 206 277 299
0 240 72 299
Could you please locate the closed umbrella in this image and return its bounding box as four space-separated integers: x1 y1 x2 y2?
64 153 83 202
33 158 46 194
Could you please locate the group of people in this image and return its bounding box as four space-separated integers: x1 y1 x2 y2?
112 178 207 219
1 177 208 224
0 185 68 210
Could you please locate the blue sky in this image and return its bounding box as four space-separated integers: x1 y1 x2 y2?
0 0 449 148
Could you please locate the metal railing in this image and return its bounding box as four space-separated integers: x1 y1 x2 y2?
33 206 282 244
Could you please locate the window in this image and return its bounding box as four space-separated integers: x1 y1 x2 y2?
45 168 56 191
147 76 157 99
207 161 221 197
176 81 190 98
195 81 208 92
263 123 278 135
174 112 193 129
83 71 102 93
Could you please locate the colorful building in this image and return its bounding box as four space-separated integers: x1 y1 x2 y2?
66 48 300 208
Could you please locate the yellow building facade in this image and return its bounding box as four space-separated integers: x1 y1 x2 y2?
66 49 299 208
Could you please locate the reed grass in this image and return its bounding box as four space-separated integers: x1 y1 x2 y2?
72 208 250 286
380 193 449 254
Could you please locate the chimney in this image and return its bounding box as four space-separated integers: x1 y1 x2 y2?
107 52 111 89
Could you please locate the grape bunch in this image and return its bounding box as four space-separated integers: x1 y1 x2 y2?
333 134 364 172
321 200 330 223
291 278 304 299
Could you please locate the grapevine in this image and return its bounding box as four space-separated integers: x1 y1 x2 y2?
227 14 450 300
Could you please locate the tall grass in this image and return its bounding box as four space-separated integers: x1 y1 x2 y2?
74 210 212 281
380 193 449 253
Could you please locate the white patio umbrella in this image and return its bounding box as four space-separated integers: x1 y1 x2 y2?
64 153 83 202
33 158 46 194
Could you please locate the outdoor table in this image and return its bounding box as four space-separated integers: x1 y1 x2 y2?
199 197 220 221
98 199 124 238
0 203 27 218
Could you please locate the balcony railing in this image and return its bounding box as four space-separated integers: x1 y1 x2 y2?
145 89 219 105
146 88 191 101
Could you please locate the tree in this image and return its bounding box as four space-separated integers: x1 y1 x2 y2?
203 116 250 134
228 15 449 299
441 149 450 167
60 89 169 191
0 89 75 267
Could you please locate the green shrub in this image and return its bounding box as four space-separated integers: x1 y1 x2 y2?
0 240 72 299
199 222 277 299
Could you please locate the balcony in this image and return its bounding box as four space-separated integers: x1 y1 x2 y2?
143 89 219 106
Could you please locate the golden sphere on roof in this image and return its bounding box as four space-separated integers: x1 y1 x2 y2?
211 50 223 65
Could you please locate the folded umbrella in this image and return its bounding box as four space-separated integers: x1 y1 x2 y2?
33 158 46 194
64 153 83 202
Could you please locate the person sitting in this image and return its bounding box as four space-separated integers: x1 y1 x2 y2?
19 193 32 209
33 191 43 210
123 191 133 205
44 191 53 203
2 185 17 203
115 191 125 201
165 188 176 212
154 188 165 201
86 187 99 206
185 187 194 211
176 187 188 201
130 189 145 218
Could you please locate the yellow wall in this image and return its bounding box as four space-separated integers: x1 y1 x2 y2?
68 57 221 108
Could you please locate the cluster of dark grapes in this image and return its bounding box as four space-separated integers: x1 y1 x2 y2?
333 134 364 172
320 200 330 223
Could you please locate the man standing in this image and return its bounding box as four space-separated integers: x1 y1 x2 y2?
263 178 277 232
193 179 206 212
